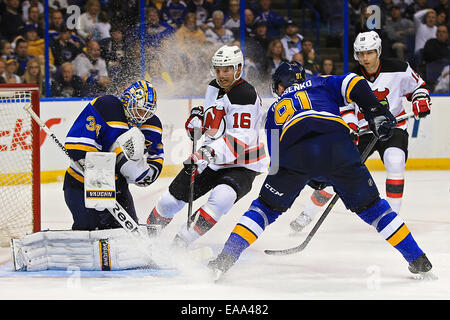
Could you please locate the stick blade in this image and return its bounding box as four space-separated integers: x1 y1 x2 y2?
264 244 306 256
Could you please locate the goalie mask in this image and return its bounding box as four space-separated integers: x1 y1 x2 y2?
120 80 157 126
353 31 382 62
211 45 244 88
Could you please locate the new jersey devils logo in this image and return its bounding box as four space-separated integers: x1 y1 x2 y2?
373 88 390 101
203 106 226 140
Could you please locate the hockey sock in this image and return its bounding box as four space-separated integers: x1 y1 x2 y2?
383 147 405 213
304 187 334 218
221 198 282 260
357 198 423 262
147 207 172 227
147 191 185 227
176 184 237 244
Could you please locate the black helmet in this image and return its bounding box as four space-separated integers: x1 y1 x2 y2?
271 61 306 96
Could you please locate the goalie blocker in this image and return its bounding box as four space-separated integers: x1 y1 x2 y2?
11 225 161 271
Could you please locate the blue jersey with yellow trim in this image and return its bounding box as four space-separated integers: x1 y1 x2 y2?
64 95 164 184
265 73 363 156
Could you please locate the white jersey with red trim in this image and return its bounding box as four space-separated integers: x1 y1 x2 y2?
201 79 268 173
340 58 428 130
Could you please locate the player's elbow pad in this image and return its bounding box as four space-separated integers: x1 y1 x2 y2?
119 157 152 184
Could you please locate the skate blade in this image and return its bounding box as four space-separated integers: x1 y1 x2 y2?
211 268 224 283
411 271 438 281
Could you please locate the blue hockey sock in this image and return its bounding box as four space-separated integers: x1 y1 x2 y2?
357 199 423 262
221 198 282 260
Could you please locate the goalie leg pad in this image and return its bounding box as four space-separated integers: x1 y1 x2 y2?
11 228 158 271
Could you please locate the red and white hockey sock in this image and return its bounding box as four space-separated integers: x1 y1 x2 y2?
304 186 334 218
383 147 406 213
386 177 404 213
147 207 172 228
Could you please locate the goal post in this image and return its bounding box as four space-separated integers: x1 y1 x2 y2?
0 83 41 245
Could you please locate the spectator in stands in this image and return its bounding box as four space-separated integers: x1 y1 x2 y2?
205 10 235 47
22 57 45 95
252 0 286 38
187 0 214 31
142 7 176 49
3 59 21 83
99 24 129 86
92 11 112 42
244 8 256 37
423 24 449 63
174 12 206 54
262 39 288 80
223 0 240 37
72 40 111 96
51 62 83 97
24 5 44 38
301 39 320 74
50 26 81 67
49 9 65 41
318 57 335 76
385 5 415 61
162 0 189 28
105 0 139 30
414 8 438 54
23 25 55 69
0 59 6 83
13 38 33 77
78 0 102 41
280 20 304 62
252 21 272 52
1 0 25 42
0 41 14 61
22 0 44 23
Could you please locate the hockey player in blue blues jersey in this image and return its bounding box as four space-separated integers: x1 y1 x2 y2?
63 80 164 231
208 61 433 280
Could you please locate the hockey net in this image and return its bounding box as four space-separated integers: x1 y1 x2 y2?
0 84 40 246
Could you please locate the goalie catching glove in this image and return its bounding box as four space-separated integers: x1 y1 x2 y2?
185 106 205 141
411 88 431 120
184 146 215 176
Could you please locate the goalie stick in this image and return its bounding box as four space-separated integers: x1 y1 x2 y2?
264 112 415 256
23 103 147 239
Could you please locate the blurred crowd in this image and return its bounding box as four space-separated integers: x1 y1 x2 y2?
0 0 448 98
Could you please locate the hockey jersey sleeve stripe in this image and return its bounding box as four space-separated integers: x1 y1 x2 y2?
65 136 103 150
67 167 85 183
65 143 100 152
140 124 162 133
106 121 129 129
345 76 365 103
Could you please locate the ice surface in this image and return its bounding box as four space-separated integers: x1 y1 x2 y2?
0 171 449 300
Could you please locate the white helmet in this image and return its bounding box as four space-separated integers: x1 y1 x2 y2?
353 31 382 61
211 45 244 86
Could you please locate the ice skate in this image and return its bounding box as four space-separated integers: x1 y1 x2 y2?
289 212 313 233
408 253 437 280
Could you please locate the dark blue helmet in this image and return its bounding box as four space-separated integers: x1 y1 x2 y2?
271 61 306 96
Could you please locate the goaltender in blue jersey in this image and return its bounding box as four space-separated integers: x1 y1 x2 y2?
208 61 434 280
63 80 164 230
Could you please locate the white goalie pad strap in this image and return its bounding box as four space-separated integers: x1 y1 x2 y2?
11 227 160 271
111 127 146 161
84 152 116 209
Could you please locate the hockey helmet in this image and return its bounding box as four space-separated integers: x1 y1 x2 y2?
271 61 306 97
353 31 382 61
211 45 244 86
120 80 157 126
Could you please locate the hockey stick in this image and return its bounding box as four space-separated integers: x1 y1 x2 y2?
23 103 147 239
264 134 378 256
357 112 415 136
187 128 201 230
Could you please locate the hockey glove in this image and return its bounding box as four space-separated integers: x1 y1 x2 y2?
348 122 359 145
184 146 215 176
185 106 205 141
365 102 397 142
412 89 431 120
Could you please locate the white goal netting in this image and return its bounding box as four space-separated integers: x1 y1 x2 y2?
0 88 40 246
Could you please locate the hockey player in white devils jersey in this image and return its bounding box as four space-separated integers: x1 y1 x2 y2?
290 31 431 233
147 45 268 247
